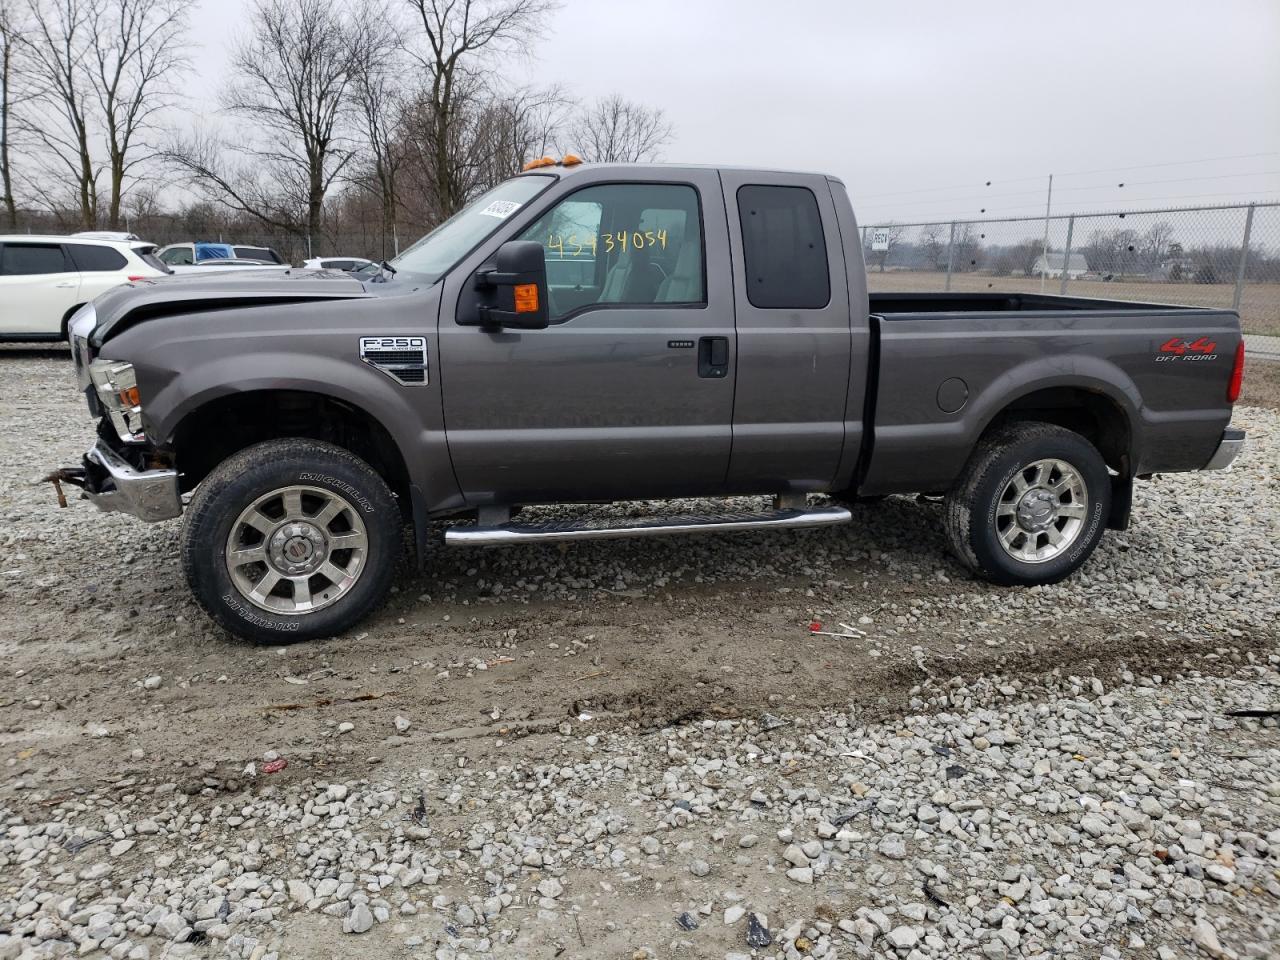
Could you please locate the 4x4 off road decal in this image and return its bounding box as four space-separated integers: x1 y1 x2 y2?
1156 336 1218 362
359 336 428 384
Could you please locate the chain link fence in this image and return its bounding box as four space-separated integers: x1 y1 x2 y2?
7 211 423 268
860 203 1280 336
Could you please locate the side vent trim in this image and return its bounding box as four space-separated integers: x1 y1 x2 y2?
359 336 429 386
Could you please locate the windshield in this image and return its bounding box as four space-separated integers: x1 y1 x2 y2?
390 175 555 282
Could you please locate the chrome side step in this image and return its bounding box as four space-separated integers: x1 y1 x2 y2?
444 505 852 546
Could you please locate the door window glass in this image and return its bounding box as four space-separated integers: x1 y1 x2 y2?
519 182 705 320
66 244 128 272
161 246 194 265
0 243 69 276
737 185 830 309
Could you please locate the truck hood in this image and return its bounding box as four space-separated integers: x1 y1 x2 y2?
87 270 373 348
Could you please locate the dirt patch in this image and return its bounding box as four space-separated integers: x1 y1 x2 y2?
1240 356 1280 410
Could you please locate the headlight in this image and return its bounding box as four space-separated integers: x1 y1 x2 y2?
89 359 146 443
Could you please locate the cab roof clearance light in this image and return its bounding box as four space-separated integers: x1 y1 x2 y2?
521 155 584 172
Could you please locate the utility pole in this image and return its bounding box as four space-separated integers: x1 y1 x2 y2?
1040 174 1053 294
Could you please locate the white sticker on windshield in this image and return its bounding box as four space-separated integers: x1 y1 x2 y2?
479 200 522 219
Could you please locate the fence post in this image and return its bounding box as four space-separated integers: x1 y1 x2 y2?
1059 215 1075 297
944 222 956 292
307 233 313 259
1232 204 1255 312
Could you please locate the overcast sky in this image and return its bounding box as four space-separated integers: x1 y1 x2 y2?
186 0 1280 224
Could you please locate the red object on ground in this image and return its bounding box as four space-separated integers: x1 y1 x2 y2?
262 758 288 774
809 621 822 632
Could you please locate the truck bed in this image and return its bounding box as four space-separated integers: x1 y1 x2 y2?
858 293 1241 496
869 291 1221 317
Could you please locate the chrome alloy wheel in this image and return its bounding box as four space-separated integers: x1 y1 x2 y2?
225 485 369 615
994 458 1088 564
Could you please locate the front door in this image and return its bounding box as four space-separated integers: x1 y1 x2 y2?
0 242 82 337
439 171 735 504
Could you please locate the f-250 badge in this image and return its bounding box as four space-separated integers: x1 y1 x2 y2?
359 336 429 384
1156 337 1218 362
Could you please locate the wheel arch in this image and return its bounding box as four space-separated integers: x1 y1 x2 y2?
976 383 1136 530
169 389 413 513
980 383 1133 477
60 303 88 340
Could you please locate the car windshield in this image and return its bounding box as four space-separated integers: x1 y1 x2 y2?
390 175 555 282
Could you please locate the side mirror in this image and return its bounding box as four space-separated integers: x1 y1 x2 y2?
471 240 549 330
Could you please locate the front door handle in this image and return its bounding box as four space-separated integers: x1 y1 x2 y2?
55 281 77 288
698 336 729 378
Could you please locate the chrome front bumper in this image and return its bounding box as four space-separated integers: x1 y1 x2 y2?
1204 427 1245 471
54 440 182 522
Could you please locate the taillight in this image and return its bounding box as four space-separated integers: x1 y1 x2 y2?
127 275 146 282
1227 340 1245 403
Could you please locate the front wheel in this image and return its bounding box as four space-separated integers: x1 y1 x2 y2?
181 439 402 643
943 422 1110 586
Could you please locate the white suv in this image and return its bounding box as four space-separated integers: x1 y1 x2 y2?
0 235 170 341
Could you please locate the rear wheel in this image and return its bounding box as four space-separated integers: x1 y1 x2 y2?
943 422 1110 586
181 439 401 643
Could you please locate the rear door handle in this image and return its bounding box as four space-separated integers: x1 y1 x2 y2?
698 336 729 378
55 281 77 288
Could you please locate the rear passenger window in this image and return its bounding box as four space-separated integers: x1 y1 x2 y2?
0 243 68 276
737 185 830 309
66 244 128 272
518 183 705 320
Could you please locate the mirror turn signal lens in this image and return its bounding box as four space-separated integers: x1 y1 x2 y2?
513 283 539 313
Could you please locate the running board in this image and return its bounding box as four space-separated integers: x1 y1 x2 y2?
444 505 852 546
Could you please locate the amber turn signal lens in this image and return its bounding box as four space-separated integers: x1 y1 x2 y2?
119 386 141 408
513 283 539 313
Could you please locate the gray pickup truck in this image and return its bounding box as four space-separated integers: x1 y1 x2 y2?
55 161 1247 642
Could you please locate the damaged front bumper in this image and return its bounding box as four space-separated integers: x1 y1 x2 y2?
48 439 181 522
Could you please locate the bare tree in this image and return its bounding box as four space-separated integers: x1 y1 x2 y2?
920 225 946 271
1140 221 1174 271
171 0 363 246
1011 237 1043 276
88 0 188 228
951 223 981 273
0 0 31 226
469 85 566 186
402 0 557 218
348 14 410 258
22 0 99 227
565 94 672 163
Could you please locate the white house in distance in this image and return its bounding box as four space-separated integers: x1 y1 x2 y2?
1033 252 1089 279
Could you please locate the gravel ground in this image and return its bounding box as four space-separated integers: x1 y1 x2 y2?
2 346 1278 960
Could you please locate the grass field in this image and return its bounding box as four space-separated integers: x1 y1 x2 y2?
865 270 1280 336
